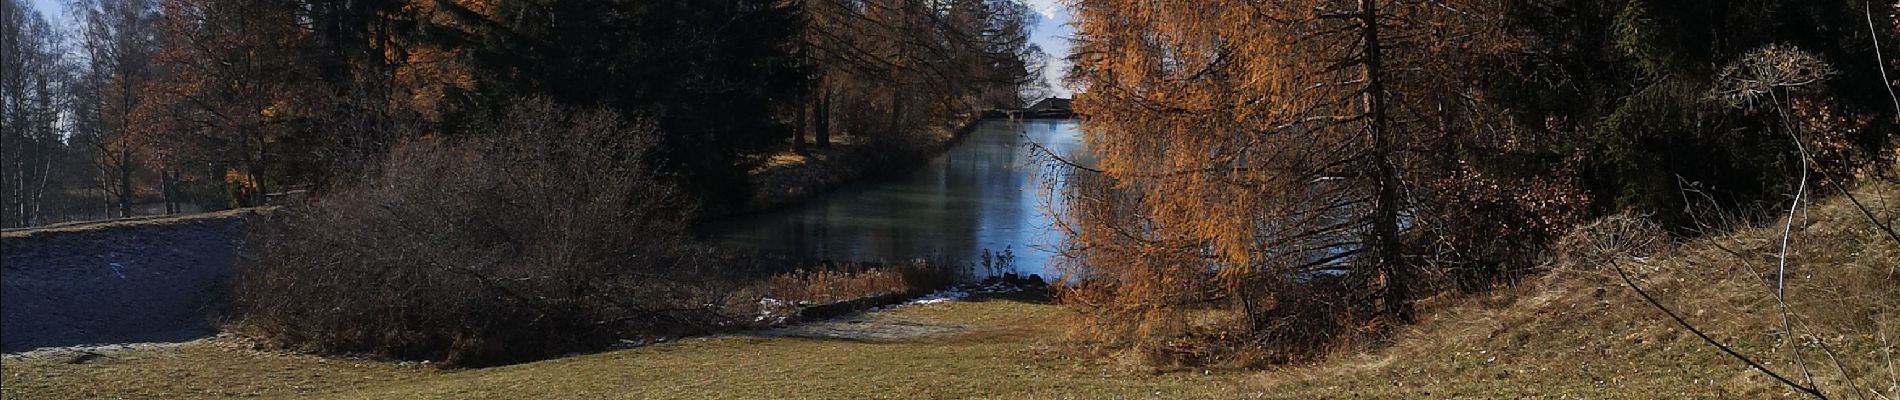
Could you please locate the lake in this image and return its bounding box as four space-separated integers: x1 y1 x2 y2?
707 118 1087 278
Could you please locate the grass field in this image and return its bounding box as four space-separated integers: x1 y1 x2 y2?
4 183 1895 399
0 289 1829 399
2 293 1243 399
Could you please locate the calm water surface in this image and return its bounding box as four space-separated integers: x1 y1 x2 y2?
707 119 1086 277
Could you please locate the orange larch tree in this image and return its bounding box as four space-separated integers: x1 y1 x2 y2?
1056 0 1534 362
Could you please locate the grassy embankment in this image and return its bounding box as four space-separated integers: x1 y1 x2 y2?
0 208 272 239
4 182 1895 399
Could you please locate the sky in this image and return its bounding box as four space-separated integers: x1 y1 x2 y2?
1024 0 1076 98
28 0 64 22
26 0 1075 97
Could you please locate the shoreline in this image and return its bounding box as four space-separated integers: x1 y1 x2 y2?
726 114 989 218
728 114 1078 220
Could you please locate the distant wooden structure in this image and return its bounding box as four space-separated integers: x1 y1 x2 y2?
1000 97 1074 119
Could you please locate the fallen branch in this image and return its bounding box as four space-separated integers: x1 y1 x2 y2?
1608 257 1827 399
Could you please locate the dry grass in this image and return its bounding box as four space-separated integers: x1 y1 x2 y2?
749 134 869 173
0 208 273 240
766 268 912 305
760 152 814 170
760 261 970 307
1 344 435 399
2 294 1244 399
1237 181 1900 398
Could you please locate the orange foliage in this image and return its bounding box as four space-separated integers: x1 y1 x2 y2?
1055 0 1534 364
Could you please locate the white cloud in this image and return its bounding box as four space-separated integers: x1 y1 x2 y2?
1021 0 1063 20
1020 0 1073 97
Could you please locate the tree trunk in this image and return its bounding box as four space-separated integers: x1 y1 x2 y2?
162 169 178 214
815 80 832 148
887 87 905 133
101 179 113 219
10 158 23 228
29 148 47 225
1359 0 1410 323
253 134 270 207
10 139 25 227
793 96 809 155
117 149 133 218
250 160 266 207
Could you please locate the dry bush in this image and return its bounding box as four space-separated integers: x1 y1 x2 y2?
765 268 902 305
231 99 743 366
762 261 967 305
1052 272 1362 370
1553 212 1669 271
1415 161 1593 291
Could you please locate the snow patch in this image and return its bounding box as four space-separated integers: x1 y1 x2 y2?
2 340 200 362
901 282 1032 307
908 289 970 305
754 297 796 325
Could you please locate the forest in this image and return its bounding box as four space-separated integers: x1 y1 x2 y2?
2 0 1047 366
1 0 1046 226
2 0 1899 398
1056 0 1897 364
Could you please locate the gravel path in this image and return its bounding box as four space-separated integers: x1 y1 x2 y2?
762 315 965 341
757 285 1024 342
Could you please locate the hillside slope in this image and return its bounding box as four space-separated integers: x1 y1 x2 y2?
1246 182 1900 398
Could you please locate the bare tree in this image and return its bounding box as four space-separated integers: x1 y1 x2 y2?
70 0 159 218
1 0 71 227
791 0 1044 147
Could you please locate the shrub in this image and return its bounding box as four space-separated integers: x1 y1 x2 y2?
231 99 738 366
1413 162 1592 291
1553 212 1668 271
761 261 970 306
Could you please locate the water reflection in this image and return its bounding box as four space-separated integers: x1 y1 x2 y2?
706 119 1086 277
